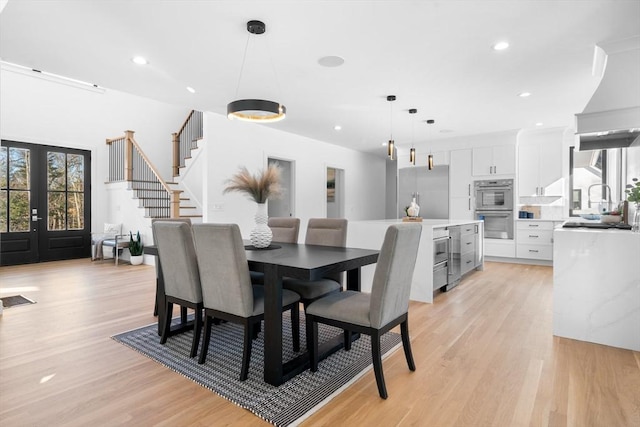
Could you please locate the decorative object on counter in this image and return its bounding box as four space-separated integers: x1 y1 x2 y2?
625 177 640 232
403 198 422 222
407 197 420 217
223 164 282 248
600 214 622 224
579 213 601 220
128 230 144 265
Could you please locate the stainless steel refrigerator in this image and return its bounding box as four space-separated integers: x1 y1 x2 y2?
398 165 449 219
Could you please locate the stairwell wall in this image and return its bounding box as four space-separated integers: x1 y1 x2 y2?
1 66 190 240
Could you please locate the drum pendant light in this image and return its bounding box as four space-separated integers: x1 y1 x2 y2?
387 95 396 160
227 20 286 123
409 108 417 165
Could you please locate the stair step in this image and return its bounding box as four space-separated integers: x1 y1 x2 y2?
180 206 197 210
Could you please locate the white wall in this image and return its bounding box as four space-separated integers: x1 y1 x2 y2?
1 65 190 232
1 65 387 249
200 113 387 239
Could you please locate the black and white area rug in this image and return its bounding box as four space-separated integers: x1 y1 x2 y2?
113 317 401 426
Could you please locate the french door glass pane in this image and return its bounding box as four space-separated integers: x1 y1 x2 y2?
48 151 66 191
9 148 30 190
67 154 84 191
9 190 30 232
0 190 7 232
0 147 7 188
48 191 66 231
67 192 84 230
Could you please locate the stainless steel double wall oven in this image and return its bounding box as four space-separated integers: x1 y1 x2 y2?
474 179 514 239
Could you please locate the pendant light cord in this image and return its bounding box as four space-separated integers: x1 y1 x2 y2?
234 34 251 98
266 37 284 104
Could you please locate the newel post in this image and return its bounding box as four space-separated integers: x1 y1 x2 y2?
170 190 181 218
124 130 135 182
172 132 180 177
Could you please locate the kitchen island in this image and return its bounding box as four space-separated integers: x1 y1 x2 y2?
553 227 640 351
348 219 484 303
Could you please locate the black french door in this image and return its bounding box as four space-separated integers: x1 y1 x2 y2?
1 140 92 266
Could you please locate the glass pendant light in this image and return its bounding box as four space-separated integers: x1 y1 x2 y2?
426 119 435 170
387 95 396 160
409 108 417 165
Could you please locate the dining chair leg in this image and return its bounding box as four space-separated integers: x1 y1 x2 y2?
400 319 416 371
190 307 202 358
160 301 173 344
240 320 253 381
371 331 388 399
344 330 352 351
291 304 300 352
306 315 319 372
180 306 188 323
198 315 213 364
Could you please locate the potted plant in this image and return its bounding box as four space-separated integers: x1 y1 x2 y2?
129 231 144 265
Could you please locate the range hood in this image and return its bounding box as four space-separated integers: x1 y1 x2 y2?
575 36 640 150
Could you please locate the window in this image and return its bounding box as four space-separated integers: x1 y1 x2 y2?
569 146 608 216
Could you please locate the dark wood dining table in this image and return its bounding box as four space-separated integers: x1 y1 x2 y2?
145 241 379 386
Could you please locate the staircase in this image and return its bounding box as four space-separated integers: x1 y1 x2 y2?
106 125 202 221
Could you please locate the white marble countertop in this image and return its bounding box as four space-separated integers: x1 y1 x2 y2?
553 228 640 351
352 218 483 228
515 218 564 222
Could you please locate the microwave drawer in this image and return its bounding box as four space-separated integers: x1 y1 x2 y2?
433 262 448 290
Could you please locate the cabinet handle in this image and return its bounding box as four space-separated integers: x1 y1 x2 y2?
468 198 471 211
528 224 539 227
466 260 472 264
494 166 497 174
529 249 539 253
466 242 472 245
468 184 471 196
529 235 539 238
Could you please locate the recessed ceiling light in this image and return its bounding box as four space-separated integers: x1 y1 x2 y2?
519 92 531 97
186 86 196 93
132 56 148 65
318 56 345 67
493 41 510 51
334 125 342 131
536 122 544 126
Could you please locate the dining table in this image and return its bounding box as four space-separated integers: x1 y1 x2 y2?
145 241 379 386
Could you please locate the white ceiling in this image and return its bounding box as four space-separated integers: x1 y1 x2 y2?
1 0 639 156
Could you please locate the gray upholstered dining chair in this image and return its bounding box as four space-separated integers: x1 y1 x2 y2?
192 223 301 381
305 223 422 399
250 217 301 285
153 221 203 358
282 218 348 307
152 217 192 318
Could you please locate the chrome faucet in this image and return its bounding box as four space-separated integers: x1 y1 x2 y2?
587 184 613 211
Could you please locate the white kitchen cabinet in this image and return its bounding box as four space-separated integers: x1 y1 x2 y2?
518 138 563 197
472 145 515 176
449 149 474 219
516 220 561 261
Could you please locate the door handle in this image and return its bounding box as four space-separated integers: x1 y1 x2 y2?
32 216 43 221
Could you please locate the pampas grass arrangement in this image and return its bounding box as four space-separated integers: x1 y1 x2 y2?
223 164 282 203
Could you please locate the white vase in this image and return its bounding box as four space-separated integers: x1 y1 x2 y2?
250 203 272 248
130 255 144 265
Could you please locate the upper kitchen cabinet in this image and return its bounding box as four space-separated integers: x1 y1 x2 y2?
472 145 516 176
517 128 565 198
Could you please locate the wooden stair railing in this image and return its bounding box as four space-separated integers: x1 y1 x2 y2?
106 130 182 218
172 110 203 177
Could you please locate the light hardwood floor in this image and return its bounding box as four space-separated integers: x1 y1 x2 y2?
1 259 638 426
